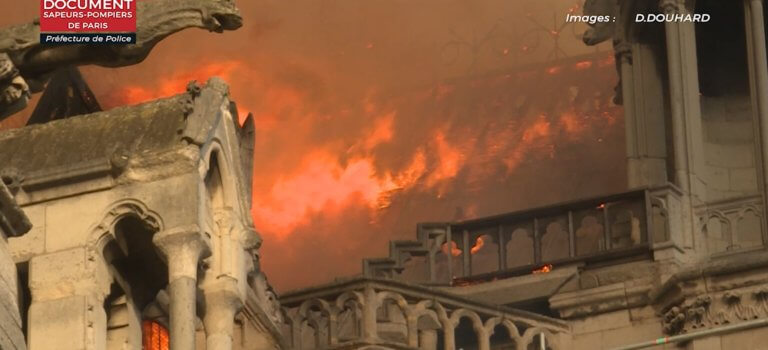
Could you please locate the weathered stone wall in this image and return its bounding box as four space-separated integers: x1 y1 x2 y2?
0 182 29 350
0 228 25 350
569 307 674 349
701 94 759 202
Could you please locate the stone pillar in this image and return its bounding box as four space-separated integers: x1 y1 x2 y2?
442 323 456 350
418 329 437 350
361 286 379 343
477 327 490 350
27 247 111 350
202 282 242 350
660 0 706 250
619 43 641 188
746 0 768 214
623 41 671 188
153 225 211 350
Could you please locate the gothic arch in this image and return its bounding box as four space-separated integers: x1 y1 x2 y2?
200 142 239 211
87 198 164 252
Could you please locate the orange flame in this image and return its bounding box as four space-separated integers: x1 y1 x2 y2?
100 55 621 247
442 241 462 257
533 264 553 274
470 236 485 254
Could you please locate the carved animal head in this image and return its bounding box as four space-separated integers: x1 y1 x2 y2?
203 0 244 32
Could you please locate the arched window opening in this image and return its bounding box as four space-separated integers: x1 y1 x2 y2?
490 324 515 349
142 320 169 350
454 317 479 350
376 299 407 343
205 152 226 211
337 300 362 341
101 215 166 350
104 216 168 309
527 332 552 350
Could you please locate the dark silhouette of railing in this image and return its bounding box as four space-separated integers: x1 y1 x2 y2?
364 189 662 285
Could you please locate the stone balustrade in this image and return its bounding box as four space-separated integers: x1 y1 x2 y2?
280 278 570 350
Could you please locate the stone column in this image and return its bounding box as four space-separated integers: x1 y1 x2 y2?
619 43 641 188
660 0 706 250
746 0 768 211
477 327 491 350
153 225 211 350
418 329 437 350
202 282 242 350
27 247 111 350
361 286 379 344
442 323 456 350
622 41 671 188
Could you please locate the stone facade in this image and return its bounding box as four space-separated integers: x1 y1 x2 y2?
0 182 31 350
1 0 768 349
0 79 285 349
296 0 768 349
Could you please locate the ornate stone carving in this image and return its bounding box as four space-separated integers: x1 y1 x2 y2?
0 0 242 119
0 53 29 119
88 198 163 250
251 272 284 326
662 287 768 335
281 279 568 349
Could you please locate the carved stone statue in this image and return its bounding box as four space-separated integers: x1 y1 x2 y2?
0 0 242 119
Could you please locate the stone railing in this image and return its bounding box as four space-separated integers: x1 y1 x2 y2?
279 278 570 350
364 189 663 285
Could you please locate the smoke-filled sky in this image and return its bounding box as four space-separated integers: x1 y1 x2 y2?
0 0 624 292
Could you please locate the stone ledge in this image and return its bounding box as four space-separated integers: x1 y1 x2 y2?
550 281 651 319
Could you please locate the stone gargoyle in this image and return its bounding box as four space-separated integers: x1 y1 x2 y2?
0 0 242 120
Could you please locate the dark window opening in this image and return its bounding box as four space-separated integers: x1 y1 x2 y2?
696 0 751 96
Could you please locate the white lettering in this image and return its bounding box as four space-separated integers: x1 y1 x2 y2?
41 0 135 10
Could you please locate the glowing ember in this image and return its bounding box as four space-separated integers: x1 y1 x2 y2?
574 61 593 70
533 264 553 274
546 66 562 75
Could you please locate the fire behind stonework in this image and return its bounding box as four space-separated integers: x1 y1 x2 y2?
97 55 623 290
0 0 626 291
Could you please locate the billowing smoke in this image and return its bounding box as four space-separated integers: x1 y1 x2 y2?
0 0 624 291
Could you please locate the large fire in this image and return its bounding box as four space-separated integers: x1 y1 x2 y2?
96 52 621 289
0 0 626 291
